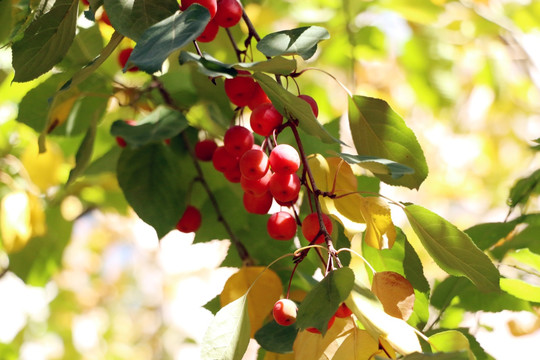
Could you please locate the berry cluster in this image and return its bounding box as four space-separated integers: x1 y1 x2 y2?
181 0 243 43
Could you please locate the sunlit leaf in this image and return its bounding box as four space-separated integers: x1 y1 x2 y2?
391 352 469 360
257 26 330 60
507 248 540 272
179 51 238 78
66 113 99 186
371 271 415 320
21 139 64 192
405 204 500 292
1 191 32 253
507 169 540 208
358 197 397 249
236 57 297 75
201 294 251 360
429 331 475 360
339 153 414 180
500 278 540 303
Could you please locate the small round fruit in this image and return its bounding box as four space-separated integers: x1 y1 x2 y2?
197 18 219 42
250 103 283 137
301 213 333 244
273 299 298 326
306 315 335 334
267 212 297 240
247 84 271 110
118 48 138 72
298 94 319 118
240 171 271 196
223 166 241 183
195 139 218 161
176 205 202 233
224 125 254 156
268 172 301 203
335 303 352 318
212 146 239 173
214 0 243 28
269 144 300 174
239 149 269 180
181 0 218 18
224 71 257 107
243 191 273 215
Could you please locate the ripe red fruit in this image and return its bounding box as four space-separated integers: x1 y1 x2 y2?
273 299 298 326
223 166 241 183
267 212 297 240
115 119 136 147
197 18 219 42
269 172 301 203
247 84 271 110
269 144 300 174
275 196 298 207
240 171 271 196
181 0 218 18
243 191 273 214
224 125 254 156
195 139 218 161
239 149 269 180
298 94 319 118
100 11 111 26
81 0 89 6
335 303 353 318
250 103 283 137
306 315 336 334
212 146 239 172
224 71 257 107
118 48 139 72
214 0 243 28
176 205 202 233
302 213 333 244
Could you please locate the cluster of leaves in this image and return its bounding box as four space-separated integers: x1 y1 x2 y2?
1 0 539 359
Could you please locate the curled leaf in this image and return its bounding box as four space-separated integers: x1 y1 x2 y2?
371 271 415 320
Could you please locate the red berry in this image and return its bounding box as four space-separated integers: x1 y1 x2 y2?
214 0 243 28
302 213 333 245
176 205 202 233
118 48 139 72
268 172 301 203
250 103 283 137
212 146 239 172
275 196 298 207
273 299 298 326
335 303 352 318
239 149 269 180
181 0 218 18
224 125 254 157
243 191 273 214
223 166 241 183
298 94 319 118
100 11 111 26
267 212 297 240
306 315 336 334
195 139 218 161
197 18 219 42
81 0 89 6
240 171 271 196
224 71 257 107
269 144 300 174
247 84 271 110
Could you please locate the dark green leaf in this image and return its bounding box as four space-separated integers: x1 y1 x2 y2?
297 267 354 335
254 320 297 354
60 25 104 68
508 169 540 208
235 57 297 75
0 0 13 44
12 0 78 82
179 51 238 78
465 219 521 251
117 143 187 238
257 26 330 60
405 204 500 292
348 95 428 189
129 5 210 74
103 0 179 41
84 146 122 176
339 152 415 179
252 72 340 144
110 106 189 146
530 137 540 151
203 295 221 315
66 113 99 186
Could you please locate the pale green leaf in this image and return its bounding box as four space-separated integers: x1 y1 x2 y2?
257 26 330 60
500 278 540 303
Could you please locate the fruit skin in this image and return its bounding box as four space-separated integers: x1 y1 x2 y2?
301 213 333 244
118 48 139 72
212 146 239 173
223 166 241 183
268 172 301 203
224 125 254 157
250 103 283 137
214 0 243 28
335 303 352 318
197 18 219 42
298 94 319 118
195 139 218 161
243 191 273 215
273 299 298 326
239 149 269 180
176 205 202 233
267 212 297 240
247 84 271 110
240 171 271 196
306 315 336 334
181 0 218 18
269 144 300 174
224 71 257 107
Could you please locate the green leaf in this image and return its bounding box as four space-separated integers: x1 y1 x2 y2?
84 146 122 176
0 0 13 44
507 169 540 208
256 26 330 60
110 106 189 146
429 330 475 360
500 278 540 303
235 57 297 75
60 25 104 68
179 51 238 78
254 320 298 354
348 95 428 189
129 5 210 74
405 204 500 292
508 248 540 272
103 0 179 41
390 352 469 360
296 267 354 335
8 206 73 286
117 143 187 238
201 294 251 360
66 113 99 186
12 0 79 82
203 295 221 315
339 152 415 179
465 219 521 251
252 72 340 144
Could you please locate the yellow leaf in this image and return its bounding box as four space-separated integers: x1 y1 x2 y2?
264 352 295 360
1 191 31 253
21 139 64 192
28 193 46 237
307 153 331 192
325 157 357 194
371 271 415 320
358 197 397 249
46 92 79 133
220 266 283 338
